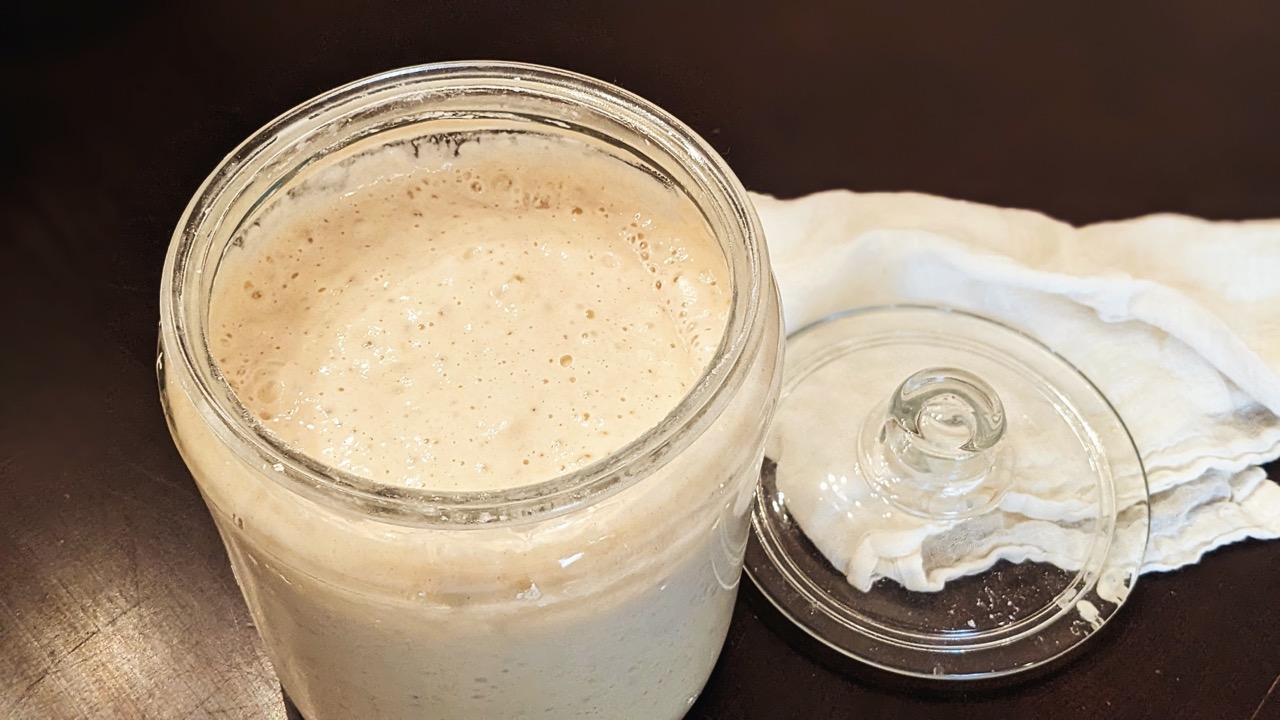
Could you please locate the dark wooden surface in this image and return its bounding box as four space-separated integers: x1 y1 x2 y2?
3 1 1279 718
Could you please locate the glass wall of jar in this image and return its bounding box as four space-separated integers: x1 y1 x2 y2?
158 62 783 719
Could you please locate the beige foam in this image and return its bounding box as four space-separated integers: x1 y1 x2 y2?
210 132 729 491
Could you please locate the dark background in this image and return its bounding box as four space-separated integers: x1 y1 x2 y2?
2 1 1279 718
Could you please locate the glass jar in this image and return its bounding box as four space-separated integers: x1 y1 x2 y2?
158 62 783 719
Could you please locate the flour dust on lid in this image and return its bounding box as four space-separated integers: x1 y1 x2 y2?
745 305 1150 680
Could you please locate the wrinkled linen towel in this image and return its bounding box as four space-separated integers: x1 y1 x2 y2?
755 190 1280 592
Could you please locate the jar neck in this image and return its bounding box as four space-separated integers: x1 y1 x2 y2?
160 62 771 528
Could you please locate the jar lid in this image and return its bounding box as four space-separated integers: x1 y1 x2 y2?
745 305 1150 679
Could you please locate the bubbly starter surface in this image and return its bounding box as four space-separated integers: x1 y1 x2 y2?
211 133 729 491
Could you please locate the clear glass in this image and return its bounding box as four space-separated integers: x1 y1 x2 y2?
158 62 783 719
746 306 1148 680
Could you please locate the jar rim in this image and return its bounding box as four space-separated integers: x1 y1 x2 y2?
159 61 768 527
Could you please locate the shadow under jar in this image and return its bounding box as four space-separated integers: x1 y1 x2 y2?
157 62 783 720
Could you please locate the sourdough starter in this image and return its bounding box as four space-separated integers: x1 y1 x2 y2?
163 130 772 719
211 133 727 492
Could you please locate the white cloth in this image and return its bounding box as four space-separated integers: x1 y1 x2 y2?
755 190 1280 591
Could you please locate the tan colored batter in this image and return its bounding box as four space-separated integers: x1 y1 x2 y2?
211 132 728 491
